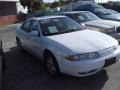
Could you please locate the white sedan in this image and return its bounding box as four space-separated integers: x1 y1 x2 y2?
16 16 120 77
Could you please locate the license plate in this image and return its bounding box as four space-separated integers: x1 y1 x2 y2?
104 57 116 67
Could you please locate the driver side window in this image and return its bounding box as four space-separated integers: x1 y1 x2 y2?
29 20 39 32
21 20 31 32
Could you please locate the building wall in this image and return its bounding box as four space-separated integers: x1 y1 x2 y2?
0 0 18 1
0 1 26 26
0 15 17 26
0 2 17 16
0 14 25 26
0 1 17 26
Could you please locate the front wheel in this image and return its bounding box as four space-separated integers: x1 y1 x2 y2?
45 52 61 78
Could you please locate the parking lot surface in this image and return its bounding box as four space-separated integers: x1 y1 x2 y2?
1 24 120 90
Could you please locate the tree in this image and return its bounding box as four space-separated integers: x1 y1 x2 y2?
59 0 65 6
20 0 44 13
50 1 60 8
44 3 51 9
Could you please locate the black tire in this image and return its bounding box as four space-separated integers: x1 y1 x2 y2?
2 56 6 71
16 38 24 52
0 42 6 71
1 48 6 71
45 51 61 78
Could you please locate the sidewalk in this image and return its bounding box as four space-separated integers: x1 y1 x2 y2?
0 23 22 31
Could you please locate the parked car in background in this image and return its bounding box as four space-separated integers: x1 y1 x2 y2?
16 16 120 77
59 11 120 41
73 3 120 21
73 3 104 11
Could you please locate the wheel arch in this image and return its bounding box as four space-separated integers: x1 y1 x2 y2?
16 37 19 41
43 49 60 64
43 49 53 60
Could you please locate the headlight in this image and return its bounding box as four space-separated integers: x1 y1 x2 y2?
95 28 113 33
98 28 115 34
88 27 115 34
112 43 119 51
94 28 102 32
104 28 115 34
65 52 99 61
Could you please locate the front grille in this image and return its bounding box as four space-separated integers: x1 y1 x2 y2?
116 27 120 33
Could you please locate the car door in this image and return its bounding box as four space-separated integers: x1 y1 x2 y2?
19 20 31 48
28 20 43 59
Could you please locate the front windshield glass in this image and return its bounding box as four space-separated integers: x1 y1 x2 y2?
39 17 84 36
108 9 119 14
74 12 100 23
94 8 115 15
92 4 104 9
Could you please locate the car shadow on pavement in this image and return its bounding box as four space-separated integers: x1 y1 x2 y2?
2 46 108 90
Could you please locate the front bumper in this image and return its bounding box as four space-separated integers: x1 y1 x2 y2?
60 46 120 77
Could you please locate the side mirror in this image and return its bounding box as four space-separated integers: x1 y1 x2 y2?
81 23 85 27
81 23 86 29
29 31 39 37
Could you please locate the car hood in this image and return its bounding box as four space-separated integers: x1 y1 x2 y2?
83 19 120 29
46 30 117 54
99 13 120 21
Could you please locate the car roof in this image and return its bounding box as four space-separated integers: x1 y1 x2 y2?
60 11 89 14
73 3 101 10
76 3 97 7
28 15 66 20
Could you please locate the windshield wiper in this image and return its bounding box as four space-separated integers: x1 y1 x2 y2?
63 28 80 33
45 29 80 36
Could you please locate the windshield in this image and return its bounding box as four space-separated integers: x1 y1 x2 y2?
108 9 119 14
39 17 84 36
74 12 100 23
94 8 115 15
92 4 104 9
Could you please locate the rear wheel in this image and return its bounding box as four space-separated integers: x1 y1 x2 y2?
45 51 61 78
16 38 24 52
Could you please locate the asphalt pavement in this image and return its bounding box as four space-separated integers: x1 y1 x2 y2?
0 24 120 90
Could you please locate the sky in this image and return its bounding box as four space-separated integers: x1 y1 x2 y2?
43 0 59 3
43 0 120 3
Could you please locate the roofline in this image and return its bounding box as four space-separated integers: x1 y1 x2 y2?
60 11 89 14
28 15 67 20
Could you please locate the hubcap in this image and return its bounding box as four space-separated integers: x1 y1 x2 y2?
47 56 56 75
